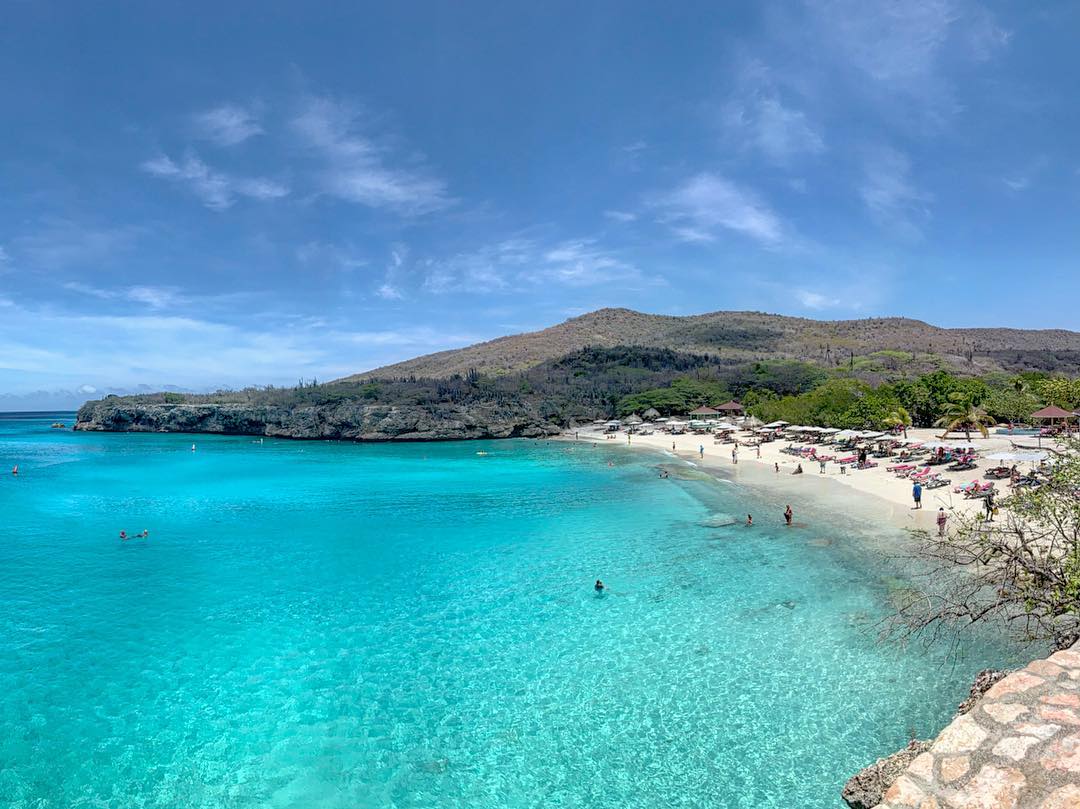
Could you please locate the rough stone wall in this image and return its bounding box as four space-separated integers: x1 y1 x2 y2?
874 643 1080 808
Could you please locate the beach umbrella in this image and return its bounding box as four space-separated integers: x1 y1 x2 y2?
642 407 661 421
764 420 789 428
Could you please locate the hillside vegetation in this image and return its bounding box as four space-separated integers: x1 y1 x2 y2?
340 308 1080 382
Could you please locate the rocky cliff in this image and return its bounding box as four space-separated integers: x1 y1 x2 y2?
74 399 562 441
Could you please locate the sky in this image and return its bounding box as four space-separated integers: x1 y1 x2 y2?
2 1 1080 409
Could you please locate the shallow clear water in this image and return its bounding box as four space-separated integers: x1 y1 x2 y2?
0 413 1025 808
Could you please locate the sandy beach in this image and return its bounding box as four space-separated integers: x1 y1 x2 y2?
568 424 1057 532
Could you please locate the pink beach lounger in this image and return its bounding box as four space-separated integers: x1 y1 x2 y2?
887 463 915 473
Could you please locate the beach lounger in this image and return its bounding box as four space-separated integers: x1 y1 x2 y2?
887 463 915 473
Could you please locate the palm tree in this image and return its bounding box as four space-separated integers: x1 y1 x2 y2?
934 394 994 441
884 406 912 438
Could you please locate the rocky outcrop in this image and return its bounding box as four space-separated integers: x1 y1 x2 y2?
74 398 563 442
843 740 933 809
957 669 1008 715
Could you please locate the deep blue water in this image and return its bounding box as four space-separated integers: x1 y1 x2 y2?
0 413 1023 808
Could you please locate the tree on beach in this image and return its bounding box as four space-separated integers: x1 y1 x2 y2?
884 406 912 438
934 393 994 440
895 439 1080 650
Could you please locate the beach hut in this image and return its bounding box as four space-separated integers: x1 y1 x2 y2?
716 401 744 415
688 406 721 420
642 407 661 421
625 414 644 425
1031 405 1073 426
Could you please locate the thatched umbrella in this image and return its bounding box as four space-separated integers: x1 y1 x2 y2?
642 407 661 421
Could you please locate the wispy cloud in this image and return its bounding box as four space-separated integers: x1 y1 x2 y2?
63 281 186 310
859 146 932 239
16 219 139 269
603 210 637 223
420 236 641 294
801 0 1010 127
192 103 263 146
721 60 824 163
651 173 785 246
292 96 451 215
141 153 289 210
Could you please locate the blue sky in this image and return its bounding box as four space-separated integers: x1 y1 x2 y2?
2 1 1079 409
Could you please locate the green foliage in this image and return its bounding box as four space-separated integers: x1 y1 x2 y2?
617 377 732 417
933 392 994 439
748 378 903 429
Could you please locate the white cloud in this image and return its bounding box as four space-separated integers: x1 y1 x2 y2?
859 146 932 239
292 96 451 215
193 104 263 146
721 60 824 163
535 240 639 287
420 237 641 294
376 283 404 300
795 289 840 309
603 210 637 222
652 173 784 246
141 153 288 210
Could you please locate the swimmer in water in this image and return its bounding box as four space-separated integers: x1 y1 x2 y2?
119 530 128 541
594 579 605 592
191 443 196 452
11 465 18 476
746 514 753 526
138 529 149 539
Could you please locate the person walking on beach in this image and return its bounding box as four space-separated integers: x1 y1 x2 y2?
819 459 826 474
784 505 793 526
774 462 779 474
984 490 995 521
672 441 676 451
731 446 738 464
912 481 923 509
755 444 761 459
699 444 704 459
936 508 948 536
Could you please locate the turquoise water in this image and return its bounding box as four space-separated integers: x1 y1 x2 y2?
0 413 1023 808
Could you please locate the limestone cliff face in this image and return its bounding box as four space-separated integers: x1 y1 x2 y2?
74 399 563 441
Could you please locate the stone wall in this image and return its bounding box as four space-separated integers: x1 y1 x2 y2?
874 643 1080 808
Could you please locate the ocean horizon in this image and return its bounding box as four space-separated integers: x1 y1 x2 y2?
0 412 1028 808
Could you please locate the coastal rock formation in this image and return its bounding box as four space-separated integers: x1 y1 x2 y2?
843 739 932 809
74 399 562 441
957 669 1008 715
864 642 1080 809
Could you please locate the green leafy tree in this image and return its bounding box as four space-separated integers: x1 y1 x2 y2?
898 439 1080 647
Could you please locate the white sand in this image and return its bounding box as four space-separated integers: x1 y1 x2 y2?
568 425 1056 531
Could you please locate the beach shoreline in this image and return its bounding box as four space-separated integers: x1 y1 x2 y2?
560 425 1053 533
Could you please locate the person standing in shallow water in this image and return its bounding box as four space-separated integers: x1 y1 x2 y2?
784 505 793 526
912 481 923 509
746 514 753 526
